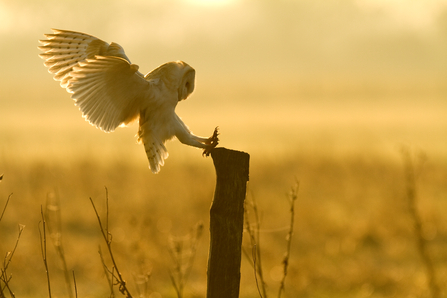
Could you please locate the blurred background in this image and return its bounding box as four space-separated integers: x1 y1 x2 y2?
1 0 447 297
0 0 446 161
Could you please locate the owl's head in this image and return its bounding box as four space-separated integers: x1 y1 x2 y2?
176 61 195 101
146 61 195 101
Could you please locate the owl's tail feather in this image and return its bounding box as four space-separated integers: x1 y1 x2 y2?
138 133 169 174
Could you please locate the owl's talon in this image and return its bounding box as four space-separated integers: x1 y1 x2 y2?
202 127 219 156
202 142 217 156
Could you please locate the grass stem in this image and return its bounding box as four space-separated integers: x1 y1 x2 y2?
90 188 133 298
39 206 52 298
401 148 440 298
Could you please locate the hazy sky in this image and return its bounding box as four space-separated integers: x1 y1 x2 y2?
1 0 446 160
1 0 447 87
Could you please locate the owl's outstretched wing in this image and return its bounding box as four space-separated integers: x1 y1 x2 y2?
67 56 150 132
38 29 131 88
39 29 151 132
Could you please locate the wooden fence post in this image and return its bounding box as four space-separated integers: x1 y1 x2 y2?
207 148 250 298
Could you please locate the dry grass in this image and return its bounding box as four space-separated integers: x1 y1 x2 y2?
168 222 203 298
401 147 440 298
1 192 25 298
0 149 446 297
90 192 133 298
243 180 298 298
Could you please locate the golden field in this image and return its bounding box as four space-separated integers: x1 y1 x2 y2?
1 80 447 297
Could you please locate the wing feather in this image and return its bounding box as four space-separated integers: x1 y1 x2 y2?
39 29 131 88
67 56 149 132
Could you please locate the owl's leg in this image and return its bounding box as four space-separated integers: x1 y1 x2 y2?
176 127 219 155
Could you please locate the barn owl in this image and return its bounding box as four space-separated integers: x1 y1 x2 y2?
38 29 219 173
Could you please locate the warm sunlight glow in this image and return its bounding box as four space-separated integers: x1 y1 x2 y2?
0 2 13 33
355 0 447 29
186 0 236 7
2 2 447 295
